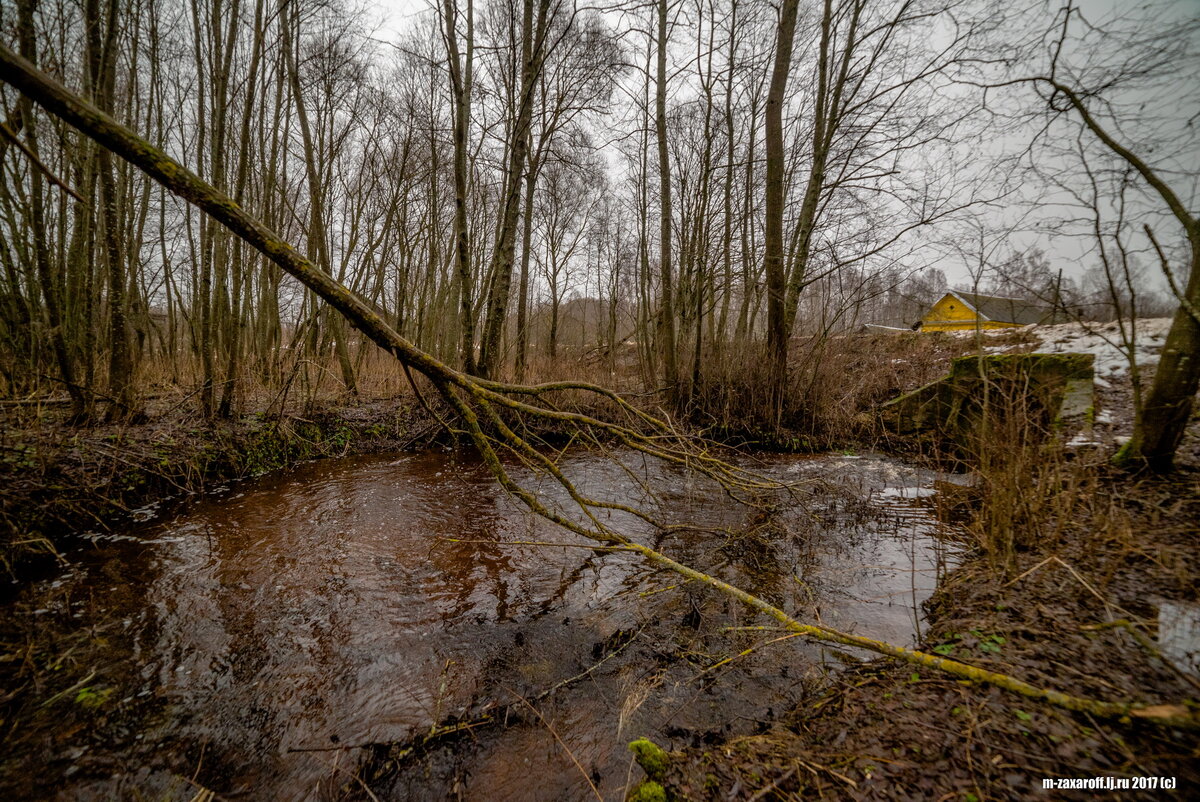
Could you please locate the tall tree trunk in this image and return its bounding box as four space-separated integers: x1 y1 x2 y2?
88 0 137 419
655 0 679 407
782 0 858 338
763 0 799 418
636 80 657 386
479 0 549 379
716 0 738 350
734 89 759 343
514 146 537 381
443 0 477 374
16 0 86 420
187 0 217 416
218 0 267 416
284 1 357 397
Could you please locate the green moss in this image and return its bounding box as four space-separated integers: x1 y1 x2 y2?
74 686 112 709
629 738 670 780
1112 438 1139 469
628 780 667 802
948 352 1093 380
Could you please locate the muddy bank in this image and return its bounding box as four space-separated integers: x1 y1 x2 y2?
653 466 1200 800
0 450 963 799
0 399 433 575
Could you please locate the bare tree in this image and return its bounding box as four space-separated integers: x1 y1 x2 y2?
654 0 679 406
440 0 478 374
763 0 799 416
983 0 1200 470
12 0 87 419
477 0 554 379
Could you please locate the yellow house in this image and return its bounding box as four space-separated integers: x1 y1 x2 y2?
918 291 1054 332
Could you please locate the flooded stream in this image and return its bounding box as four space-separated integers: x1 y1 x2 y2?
2 450 964 800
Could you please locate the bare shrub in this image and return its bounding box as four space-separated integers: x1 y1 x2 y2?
961 381 1101 576
689 331 973 447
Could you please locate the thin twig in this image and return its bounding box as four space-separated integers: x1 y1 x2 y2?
0 120 85 201
507 689 604 802
747 766 798 801
436 536 635 552
308 752 382 802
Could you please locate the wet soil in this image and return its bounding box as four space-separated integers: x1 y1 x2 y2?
0 450 963 800
658 467 1200 800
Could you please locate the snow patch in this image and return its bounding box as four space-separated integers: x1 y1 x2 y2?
878 485 937 499
1066 433 1101 448
986 318 1173 381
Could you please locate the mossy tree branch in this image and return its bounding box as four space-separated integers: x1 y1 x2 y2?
3 43 1194 730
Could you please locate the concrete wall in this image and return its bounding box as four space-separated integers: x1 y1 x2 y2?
878 353 1095 447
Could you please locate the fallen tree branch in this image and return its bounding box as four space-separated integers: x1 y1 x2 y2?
2 43 1194 730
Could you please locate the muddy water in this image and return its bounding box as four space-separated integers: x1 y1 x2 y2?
3 451 963 800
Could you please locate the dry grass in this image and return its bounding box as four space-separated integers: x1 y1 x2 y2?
957 381 1109 577
6 328 986 452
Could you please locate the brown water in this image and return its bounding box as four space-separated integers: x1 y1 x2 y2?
2 450 962 800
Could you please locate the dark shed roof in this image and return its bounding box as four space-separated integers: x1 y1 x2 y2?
951 291 1054 325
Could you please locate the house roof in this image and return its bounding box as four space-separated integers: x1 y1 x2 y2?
937 290 1053 325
